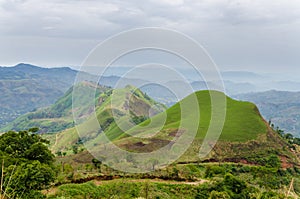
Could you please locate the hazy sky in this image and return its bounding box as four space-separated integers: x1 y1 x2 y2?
0 0 300 73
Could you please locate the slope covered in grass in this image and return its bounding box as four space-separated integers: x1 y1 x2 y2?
1 83 111 133
45 85 166 153
46 89 298 167
96 90 298 166
114 90 267 147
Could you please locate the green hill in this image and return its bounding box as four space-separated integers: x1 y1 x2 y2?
47 90 299 169
0 82 111 133
121 90 266 142
82 90 299 169
44 85 166 153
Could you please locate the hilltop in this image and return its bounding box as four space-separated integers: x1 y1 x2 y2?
89 90 298 168
48 90 299 169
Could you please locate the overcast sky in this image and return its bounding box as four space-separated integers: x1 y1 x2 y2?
0 0 300 74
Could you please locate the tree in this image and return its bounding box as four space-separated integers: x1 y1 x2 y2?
209 191 230 199
293 138 300 146
223 173 247 194
56 151 62 157
0 130 51 159
72 145 79 154
25 142 54 164
285 133 294 140
92 158 102 172
149 158 159 170
6 161 56 193
266 155 281 169
0 129 56 198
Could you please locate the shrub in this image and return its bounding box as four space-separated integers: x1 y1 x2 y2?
209 191 230 199
205 165 226 178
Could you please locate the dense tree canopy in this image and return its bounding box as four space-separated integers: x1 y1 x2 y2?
0 129 56 198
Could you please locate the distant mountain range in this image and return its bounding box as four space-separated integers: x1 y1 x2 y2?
235 90 300 137
0 63 78 127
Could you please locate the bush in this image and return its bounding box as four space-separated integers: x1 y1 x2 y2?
209 191 230 199
205 165 226 178
266 155 281 169
223 173 247 194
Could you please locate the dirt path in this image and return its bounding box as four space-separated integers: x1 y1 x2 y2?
51 133 59 152
93 178 208 186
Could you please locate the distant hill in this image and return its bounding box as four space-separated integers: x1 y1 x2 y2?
0 64 149 129
41 85 166 152
0 83 111 133
235 90 300 137
0 63 78 127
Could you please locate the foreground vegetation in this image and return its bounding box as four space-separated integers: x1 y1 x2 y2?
47 162 300 198
0 127 299 199
0 129 57 198
1 88 300 198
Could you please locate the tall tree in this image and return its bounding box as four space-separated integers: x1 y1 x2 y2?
0 129 56 198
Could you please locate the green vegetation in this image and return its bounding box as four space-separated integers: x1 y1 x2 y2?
39 89 299 198
116 90 266 143
47 163 300 198
0 64 79 128
42 89 298 169
41 85 166 154
0 129 56 198
99 90 282 165
0 83 110 134
1 85 299 198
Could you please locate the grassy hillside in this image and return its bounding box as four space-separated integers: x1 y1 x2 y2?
112 90 267 148
44 85 166 153
48 90 299 170
1 82 111 133
41 90 300 198
82 90 298 168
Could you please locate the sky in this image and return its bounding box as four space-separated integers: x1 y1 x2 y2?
0 0 300 74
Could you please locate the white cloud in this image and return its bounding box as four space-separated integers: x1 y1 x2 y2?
0 0 299 72
1 0 300 37
149 0 184 6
